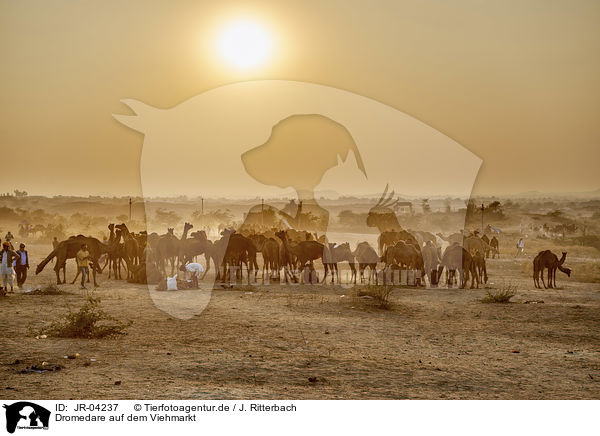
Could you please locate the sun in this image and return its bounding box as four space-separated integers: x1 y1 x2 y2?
216 20 273 70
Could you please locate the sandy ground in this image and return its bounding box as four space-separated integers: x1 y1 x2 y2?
1 243 599 400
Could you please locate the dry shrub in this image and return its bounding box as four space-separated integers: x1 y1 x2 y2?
481 285 516 304
42 297 132 338
353 284 395 309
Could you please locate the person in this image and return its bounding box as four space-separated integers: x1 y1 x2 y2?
515 238 525 257
0 241 19 294
179 262 204 289
76 244 91 289
4 231 14 249
14 243 29 288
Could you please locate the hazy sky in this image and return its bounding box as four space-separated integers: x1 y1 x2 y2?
1 0 599 197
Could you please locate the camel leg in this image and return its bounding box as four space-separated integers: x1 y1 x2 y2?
71 268 80 285
101 256 109 273
55 265 62 285
541 268 547 289
92 264 98 287
321 264 329 284
200 253 210 280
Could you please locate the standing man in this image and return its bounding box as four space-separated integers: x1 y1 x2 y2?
15 243 29 288
0 241 18 294
76 244 90 289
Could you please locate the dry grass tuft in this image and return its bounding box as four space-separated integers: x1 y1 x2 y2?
353 284 395 309
481 285 517 304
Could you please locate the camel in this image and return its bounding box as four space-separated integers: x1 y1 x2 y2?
463 235 492 257
275 230 324 284
481 234 491 258
383 241 422 269
421 241 441 286
490 236 499 258
102 224 125 280
322 242 355 284
437 244 477 289
155 223 192 275
472 250 488 285
180 231 214 279
382 240 424 285
221 231 256 284
115 224 140 274
353 241 379 284
533 250 571 289
35 235 114 287
174 222 193 268
376 230 420 257
260 237 280 282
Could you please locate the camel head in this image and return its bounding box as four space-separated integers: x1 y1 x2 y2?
275 230 288 243
108 223 114 232
559 252 568 264
191 230 207 240
115 223 130 235
366 184 400 231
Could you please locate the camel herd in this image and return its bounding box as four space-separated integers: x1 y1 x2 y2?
31 219 504 289
31 190 572 290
